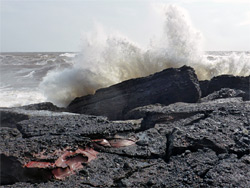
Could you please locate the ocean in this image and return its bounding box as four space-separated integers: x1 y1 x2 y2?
0 51 249 108
0 52 75 107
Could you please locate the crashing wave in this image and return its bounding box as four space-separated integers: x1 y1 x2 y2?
40 4 250 107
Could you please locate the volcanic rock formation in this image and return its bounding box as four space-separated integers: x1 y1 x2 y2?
67 66 201 120
0 66 249 187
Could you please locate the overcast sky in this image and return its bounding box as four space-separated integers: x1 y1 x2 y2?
1 0 250 52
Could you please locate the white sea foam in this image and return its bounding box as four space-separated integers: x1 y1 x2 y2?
59 53 77 58
40 4 250 107
22 70 35 78
0 89 46 107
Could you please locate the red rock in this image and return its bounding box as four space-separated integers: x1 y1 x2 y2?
108 139 135 148
24 161 54 169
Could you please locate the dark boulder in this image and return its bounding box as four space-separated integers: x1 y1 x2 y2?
67 66 201 120
200 75 250 100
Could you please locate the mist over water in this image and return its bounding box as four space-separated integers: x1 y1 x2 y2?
39 4 249 107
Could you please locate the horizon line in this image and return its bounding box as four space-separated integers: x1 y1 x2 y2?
1 50 249 53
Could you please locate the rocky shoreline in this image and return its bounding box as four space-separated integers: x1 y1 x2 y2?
0 66 249 187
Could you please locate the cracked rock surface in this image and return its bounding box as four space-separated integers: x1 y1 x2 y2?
127 98 250 157
1 66 249 187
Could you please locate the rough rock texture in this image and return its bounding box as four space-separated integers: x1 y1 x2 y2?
0 104 75 129
126 98 250 158
200 88 246 102
16 114 141 138
119 150 250 187
1 97 249 187
67 66 201 120
0 110 29 128
1 67 250 187
200 75 250 100
0 135 91 185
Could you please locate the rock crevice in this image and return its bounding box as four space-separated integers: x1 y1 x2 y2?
1 66 249 187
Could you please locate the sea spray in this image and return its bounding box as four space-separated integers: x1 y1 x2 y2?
207 52 250 77
40 32 145 107
40 4 250 107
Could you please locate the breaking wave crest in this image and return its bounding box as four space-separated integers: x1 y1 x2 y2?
40 4 250 107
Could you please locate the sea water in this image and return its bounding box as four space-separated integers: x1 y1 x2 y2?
0 52 75 107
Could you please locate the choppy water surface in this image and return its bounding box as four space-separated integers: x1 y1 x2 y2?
0 52 75 107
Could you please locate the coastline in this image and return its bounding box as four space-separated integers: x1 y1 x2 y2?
1 66 249 187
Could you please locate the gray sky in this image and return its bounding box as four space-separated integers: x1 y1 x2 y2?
1 0 250 52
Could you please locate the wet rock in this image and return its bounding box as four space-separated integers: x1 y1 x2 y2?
67 66 201 120
200 75 250 100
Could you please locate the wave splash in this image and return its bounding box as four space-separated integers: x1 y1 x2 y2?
40 4 250 107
